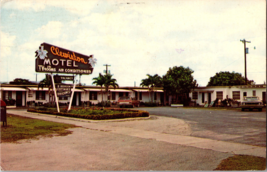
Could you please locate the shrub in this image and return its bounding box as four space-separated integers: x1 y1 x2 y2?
27 107 149 120
97 101 111 107
142 102 158 107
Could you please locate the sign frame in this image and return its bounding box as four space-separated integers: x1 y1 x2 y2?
35 42 96 75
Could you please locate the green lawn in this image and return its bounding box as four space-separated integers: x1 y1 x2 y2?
214 155 266 170
1 114 77 143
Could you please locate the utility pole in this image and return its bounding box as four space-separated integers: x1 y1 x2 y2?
240 39 251 85
103 64 111 75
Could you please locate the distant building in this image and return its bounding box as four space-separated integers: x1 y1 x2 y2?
189 84 266 106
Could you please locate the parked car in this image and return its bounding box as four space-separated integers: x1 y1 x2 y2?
118 96 140 108
241 96 264 111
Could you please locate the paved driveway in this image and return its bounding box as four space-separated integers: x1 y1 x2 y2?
134 107 266 147
1 108 265 171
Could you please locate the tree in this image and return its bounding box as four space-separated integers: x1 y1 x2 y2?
103 74 119 101
92 73 119 102
140 74 162 102
207 71 254 86
92 73 106 102
163 66 197 105
10 78 36 85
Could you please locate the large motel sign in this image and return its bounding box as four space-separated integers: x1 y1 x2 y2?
35 42 97 112
35 42 96 74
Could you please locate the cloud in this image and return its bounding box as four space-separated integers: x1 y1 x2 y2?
35 21 63 39
2 0 97 15
2 0 46 11
0 31 16 57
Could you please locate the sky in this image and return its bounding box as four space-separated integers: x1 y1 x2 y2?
0 0 266 87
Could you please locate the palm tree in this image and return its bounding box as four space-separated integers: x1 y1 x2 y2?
140 74 162 102
92 73 119 102
103 74 119 101
92 73 106 102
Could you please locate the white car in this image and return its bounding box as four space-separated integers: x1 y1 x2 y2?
241 96 263 111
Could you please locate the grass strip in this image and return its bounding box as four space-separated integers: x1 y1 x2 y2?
1 114 77 143
214 155 266 170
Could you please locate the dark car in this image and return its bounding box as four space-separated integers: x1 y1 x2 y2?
118 96 140 108
241 96 264 111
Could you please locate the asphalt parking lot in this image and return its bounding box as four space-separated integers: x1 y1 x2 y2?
1 107 266 171
134 107 266 147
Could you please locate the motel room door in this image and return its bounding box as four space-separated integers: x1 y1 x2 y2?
208 93 211 104
263 92 266 104
72 92 81 106
16 91 23 107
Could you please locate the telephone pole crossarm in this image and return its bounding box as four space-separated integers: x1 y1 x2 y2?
103 64 111 75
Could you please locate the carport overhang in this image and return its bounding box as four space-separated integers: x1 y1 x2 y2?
197 90 214 93
0 87 27 91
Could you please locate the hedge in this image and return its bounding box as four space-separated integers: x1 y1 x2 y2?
27 108 149 120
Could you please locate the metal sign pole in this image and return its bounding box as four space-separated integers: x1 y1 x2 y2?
50 73 60 113
68 75 77 111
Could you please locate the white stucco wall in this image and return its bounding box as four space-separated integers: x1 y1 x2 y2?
190 85 266 106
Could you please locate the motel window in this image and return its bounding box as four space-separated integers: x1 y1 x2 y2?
253 90 256 96
4 91 12 100
111 92 116 100
216 91 223 100
192 92 198 100
28 91 33 98
154 92 157 100
119 92 123 97
243 92 247 97
135 92 138 99
36 91 46 100
125 92 129 97
139 92 142 100
202 93 205 103
232 91 240 100
90 91 98 100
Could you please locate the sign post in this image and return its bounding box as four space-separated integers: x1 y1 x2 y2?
50 74 60 113
68 76 77 111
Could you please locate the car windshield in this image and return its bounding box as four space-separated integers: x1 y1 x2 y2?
119 96 130 100
245 97 258 101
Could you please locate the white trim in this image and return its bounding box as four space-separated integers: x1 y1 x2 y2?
109 89 132 92
0 87 27 91
71 88 84 92
27 87 50 91
84 88 104 91
133 89 150 92
154 90 164 92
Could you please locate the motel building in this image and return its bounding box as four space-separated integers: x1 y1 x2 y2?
0 83 165 108
189 84 266 106
0 82 266 108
